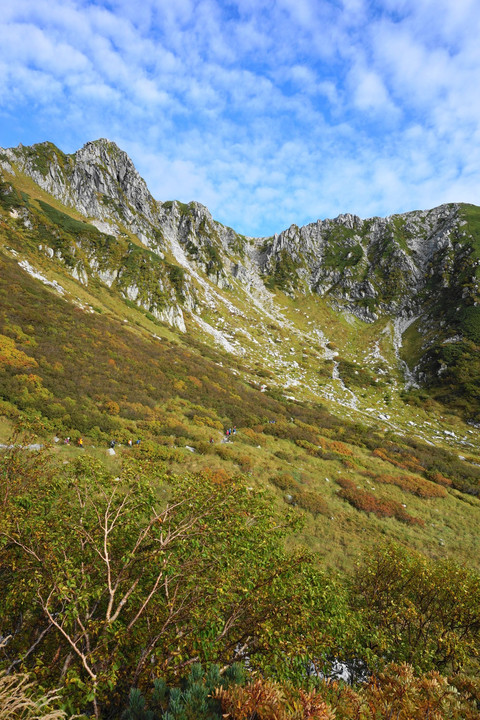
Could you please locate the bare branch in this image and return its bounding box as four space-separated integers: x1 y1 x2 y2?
109 577 140 625
39 591 97 682
2 528 43 563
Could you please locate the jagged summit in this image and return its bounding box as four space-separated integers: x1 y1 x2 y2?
0 138 158 240
1 138 480 425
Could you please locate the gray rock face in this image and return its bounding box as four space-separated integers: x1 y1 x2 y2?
259 203 464 321
1 138 476 336
1 139 158 242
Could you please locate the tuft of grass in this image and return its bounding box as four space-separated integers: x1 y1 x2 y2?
0 670 65 720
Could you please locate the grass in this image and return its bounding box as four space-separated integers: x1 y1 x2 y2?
400 318 426 368
0 671 65 720
2 164 480 576
0 415 14 443
459 203 480 260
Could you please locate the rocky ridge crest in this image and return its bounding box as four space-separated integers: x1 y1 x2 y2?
2 139 471 325
1 139 479 402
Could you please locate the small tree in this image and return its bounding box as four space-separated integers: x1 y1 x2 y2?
352 543 480 674
0 450 344 717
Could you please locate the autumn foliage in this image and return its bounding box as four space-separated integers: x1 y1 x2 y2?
336 477 424 525
215 679 335 720
362 471 447 498
215 665 480 720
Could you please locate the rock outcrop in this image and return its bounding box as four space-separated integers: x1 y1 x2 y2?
2 139 479 381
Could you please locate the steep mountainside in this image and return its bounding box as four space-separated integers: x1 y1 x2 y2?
3 139 480 720
2 138 480 573
1 138 479 426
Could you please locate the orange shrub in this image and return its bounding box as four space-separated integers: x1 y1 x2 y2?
426 470 452 487
237 454 253 472
187 374 202 388
215 678 335 720
203 467 232 485
0 334 38 370
372 447 424 474
241 427 266 446
363 664 479 720
336 478 424 526
252 424 265 433
371 473 447 499
319 437 353 456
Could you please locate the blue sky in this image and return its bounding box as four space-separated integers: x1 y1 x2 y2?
1 0 480 237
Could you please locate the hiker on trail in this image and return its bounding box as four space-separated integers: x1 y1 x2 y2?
65 437 70 445
233 426 236 434
110 440 116 449
78 438 83 448
226 429 230 437
135 439 141 445
128 439 133 447
209 437 214 444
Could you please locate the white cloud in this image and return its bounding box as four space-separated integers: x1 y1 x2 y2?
350 66 397 115
0 0 480 235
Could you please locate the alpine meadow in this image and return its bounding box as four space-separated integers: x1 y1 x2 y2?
2 139 480 719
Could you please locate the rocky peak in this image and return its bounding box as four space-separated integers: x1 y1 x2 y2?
72 139 155 218
0 139 159 242
333 212 363 230
1 138 477 331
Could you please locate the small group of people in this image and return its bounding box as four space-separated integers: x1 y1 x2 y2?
62 436 83 447
225 427 236 437
58 435 144 450
110 439 141 449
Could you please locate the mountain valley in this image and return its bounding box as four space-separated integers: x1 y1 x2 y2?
3 138 480 718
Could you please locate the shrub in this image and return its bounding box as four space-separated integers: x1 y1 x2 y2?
236 454 254 472
265 421 318 445
197 441 216 455
368 472 447 499
274 450 294 462
295 438 320 455
121 662 244 720
353 544 480 674
271 473 296 492
425 470 452 487
372 447 424 473
291 489 329 516
215 677 335 720
240 428 266 446
192 414 223 430
336 478 424 526
318 437 353 457
215 445 232 461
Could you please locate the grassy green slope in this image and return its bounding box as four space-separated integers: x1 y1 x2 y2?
1 250 480 572
2 166 480 574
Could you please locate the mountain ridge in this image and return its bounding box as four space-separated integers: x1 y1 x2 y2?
1 138 480 428
2 136 480 582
